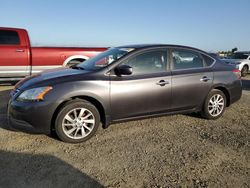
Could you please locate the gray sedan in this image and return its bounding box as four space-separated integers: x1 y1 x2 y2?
8 45 242 143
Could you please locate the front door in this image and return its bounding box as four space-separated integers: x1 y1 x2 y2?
110 49 172 121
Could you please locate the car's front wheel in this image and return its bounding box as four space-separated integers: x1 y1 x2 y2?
55 99 100 143
201 89 226 120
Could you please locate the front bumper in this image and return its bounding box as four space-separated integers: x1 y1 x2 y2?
8 115 39 133
7 99 57 134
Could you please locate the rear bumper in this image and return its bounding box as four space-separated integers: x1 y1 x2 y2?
229 80 242 105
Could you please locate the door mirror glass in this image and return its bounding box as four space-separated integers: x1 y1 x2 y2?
114 65 133 75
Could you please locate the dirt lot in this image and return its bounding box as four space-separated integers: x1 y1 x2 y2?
0 76 249 188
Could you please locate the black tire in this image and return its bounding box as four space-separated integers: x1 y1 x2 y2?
201 89 226 120
241 65 249 77
66 60 83 67
55 99 100 143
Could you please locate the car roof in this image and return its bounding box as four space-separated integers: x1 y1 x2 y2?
116 44 208 54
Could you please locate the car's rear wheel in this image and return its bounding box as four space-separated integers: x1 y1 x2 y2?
55 99 100 143
241 65 249 77
201 89 226 120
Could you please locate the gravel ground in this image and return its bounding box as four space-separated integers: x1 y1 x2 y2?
0 76 250 188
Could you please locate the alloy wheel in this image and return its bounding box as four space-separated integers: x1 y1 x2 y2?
62 108 95 139
208 94 225 117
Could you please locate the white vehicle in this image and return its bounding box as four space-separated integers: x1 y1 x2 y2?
223 52 250 77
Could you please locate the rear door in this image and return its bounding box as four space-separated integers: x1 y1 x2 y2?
0 29 29 78
170 48 215 110
110 48 172 121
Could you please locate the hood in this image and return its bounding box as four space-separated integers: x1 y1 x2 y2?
15 67 91 90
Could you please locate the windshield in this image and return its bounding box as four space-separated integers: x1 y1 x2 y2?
77 47 135 70
229 53 249 60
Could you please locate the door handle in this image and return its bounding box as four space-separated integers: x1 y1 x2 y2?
200 76 211 82
16 49 25 52
156 80 169 86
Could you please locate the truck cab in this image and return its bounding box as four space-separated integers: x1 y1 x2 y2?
0 28 31 81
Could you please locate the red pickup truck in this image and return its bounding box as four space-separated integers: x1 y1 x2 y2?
0 27 107 83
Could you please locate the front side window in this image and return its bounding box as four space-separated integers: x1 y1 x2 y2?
121 49 168 75
172 49 205 70
0 30 20 45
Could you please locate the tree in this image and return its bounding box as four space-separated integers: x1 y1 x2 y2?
232 47 238 53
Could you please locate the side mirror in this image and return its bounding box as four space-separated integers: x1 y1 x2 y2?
114 65 133 76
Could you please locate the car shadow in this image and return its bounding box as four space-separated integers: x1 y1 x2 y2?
0 150 104 188
185 112 202 119
242 79 250 91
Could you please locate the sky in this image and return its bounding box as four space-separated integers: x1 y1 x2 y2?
0 0 250 52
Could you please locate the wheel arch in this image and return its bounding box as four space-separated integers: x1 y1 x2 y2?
211 85 231 107
51 95 107 133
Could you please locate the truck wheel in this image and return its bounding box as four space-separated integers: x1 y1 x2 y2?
201 89 226 120
55 99 100 143
241 65 249 77
66 60 84 67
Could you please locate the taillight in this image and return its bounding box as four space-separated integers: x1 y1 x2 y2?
232 69 241 80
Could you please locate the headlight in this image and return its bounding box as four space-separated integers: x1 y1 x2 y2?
17 86 53 101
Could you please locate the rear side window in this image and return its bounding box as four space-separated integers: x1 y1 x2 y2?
0 30 20 45
202 54 215 66
172 49 205 70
